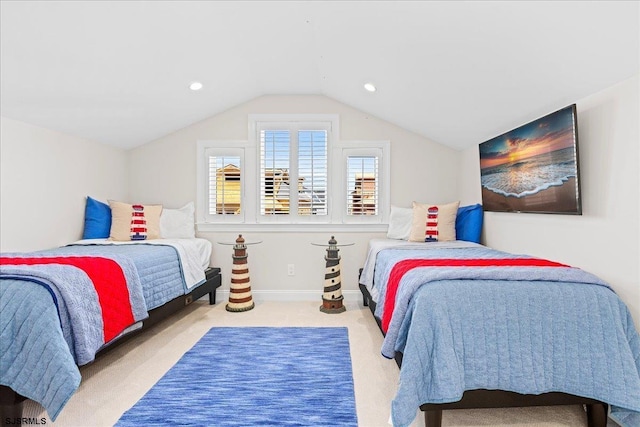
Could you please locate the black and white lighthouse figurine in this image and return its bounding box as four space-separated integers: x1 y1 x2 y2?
226 234 255 312
320 236 346 314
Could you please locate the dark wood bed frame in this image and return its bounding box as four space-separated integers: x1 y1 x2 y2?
0 267 222 424
358 280 609 427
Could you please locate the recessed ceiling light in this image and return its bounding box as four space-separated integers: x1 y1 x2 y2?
364 83 376 92
189 81 203 91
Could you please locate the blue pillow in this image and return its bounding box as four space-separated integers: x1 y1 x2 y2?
455 204 483 243
82 196 112 239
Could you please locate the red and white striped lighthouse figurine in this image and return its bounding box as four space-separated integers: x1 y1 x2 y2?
320 236 346 314
226 234 255 312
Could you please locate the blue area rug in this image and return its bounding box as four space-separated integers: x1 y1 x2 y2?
116 327 358 426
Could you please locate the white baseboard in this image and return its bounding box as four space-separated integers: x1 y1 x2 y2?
213 289 362 303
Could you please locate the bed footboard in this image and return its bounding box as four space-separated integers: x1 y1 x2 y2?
0 386 26 426
421 392 607 427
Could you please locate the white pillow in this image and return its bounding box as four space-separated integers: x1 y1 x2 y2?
160 202 196 239
386 206 413 240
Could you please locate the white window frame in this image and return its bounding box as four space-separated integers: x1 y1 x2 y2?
196 117 390 232
333 141 390 225
254 119 332 224
196 141 251 224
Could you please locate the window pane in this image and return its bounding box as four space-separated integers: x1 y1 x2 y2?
209 155 241 215
347 156 378 216
260 130 290 215
298 130 327 216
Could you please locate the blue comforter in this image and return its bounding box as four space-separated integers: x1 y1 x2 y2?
49 244 186 311
1 252 149 365
370 245 640 427
0 244 189 421
0 279 81 421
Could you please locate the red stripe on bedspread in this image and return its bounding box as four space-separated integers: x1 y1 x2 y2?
381 258 569 333
0 256 134 342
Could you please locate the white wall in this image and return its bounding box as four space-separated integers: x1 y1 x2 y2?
128 95 460 300
0 117 128 252
458 75 640 330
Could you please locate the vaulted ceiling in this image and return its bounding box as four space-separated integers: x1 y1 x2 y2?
1 1 638 151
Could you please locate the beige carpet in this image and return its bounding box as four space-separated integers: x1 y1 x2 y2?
21 299 618 427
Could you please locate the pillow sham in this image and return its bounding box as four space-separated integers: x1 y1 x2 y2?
386 206 413 240
82 196 112 239
409 201 459 242
109 200 163 241
456 204 483 243
160 202 196 239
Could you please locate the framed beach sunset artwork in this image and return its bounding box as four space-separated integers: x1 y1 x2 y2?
479 104 582 214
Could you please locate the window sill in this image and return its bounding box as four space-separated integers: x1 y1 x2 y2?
196 222 389 233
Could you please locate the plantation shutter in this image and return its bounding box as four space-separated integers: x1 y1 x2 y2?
346 156 379 216
260 130 291 215
208 154 241 216
297 130 328 216
259 128 328 219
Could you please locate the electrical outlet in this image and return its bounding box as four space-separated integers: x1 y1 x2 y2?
287 264 295 276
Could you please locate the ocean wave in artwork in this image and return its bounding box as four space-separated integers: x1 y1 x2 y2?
480 148 578 198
